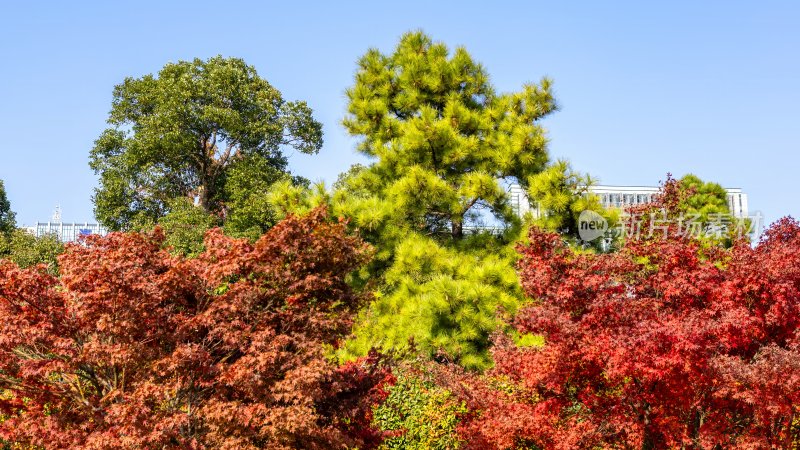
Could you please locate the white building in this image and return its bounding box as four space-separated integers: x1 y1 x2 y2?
588 185 748 218
509 184 749 218
508 183 533 216
29 222 108 243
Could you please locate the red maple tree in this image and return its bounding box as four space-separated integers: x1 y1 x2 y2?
459 179 800 449
0 208 391 449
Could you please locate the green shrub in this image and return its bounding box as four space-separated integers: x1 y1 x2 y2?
373 371 466 450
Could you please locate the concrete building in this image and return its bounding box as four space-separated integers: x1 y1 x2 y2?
509 184 749 218
588 185 749 218
28 222 108 243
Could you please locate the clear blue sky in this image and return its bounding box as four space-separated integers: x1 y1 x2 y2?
1 1 797 227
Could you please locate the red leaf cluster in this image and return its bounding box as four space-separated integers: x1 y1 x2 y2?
461 214 800 448
0 207 390 449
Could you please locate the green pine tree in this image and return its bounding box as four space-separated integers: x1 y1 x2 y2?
526 159 617 250
678 173 745 246
679 173 731 222
341 31 556 241
328 31 557 369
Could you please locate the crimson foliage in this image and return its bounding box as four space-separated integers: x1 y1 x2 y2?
462 185 800 449
0 208 390 449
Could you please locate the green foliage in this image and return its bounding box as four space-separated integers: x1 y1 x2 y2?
344 233 522 370
678 174 745 246
527 160 617 249
342 31 556 240
678 173 730 222
332 31 556 368
0 230 63 275
222 154 289 240
90 55 322 230
266 180 332 223
333 163 367 191
156 197 218 257
373 371 466 449
512 331 546 348
0 182 63 274
0 180 15 235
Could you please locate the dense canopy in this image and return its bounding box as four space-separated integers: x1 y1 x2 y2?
0 209 389 449
1 30 796 450
90 56 322 230
455 182 800 448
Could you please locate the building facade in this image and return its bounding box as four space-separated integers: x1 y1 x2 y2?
28 222 108 243
509 184 749 218
588 185 749 218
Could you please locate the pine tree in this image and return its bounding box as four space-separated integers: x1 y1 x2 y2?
526 160 616 248
343 233 523 369
331 31 557 369
678 173 731 222
342 31 556 240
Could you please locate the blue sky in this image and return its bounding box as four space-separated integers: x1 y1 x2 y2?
1 1 797 227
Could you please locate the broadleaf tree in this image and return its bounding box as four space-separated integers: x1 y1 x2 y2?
89 56 323 231
455 179 800 448
0 208 392 449
0 229 63 275
0 182 64 274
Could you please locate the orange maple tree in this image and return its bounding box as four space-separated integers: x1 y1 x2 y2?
0 208 390 449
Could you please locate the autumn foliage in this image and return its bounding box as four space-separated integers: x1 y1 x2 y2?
0 208 390 449
2 179 799 450
459 184 800 448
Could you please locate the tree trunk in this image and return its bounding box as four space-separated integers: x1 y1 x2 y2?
451 220 463 239
199 186 211 213
198 173 215 214
197 136 217 214
640 400 656 450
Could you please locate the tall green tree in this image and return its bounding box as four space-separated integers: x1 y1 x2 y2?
342 31 556 240
90 56 323 230
326 32 557 369
343 233 523 369
677 173 747 246
221 154 295 240
156 197 217 257
0 180 15 235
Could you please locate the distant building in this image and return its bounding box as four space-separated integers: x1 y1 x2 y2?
508 183 533 216
29 222 108 243
509 184 750 218
24 205 109 243
588 185 749 218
